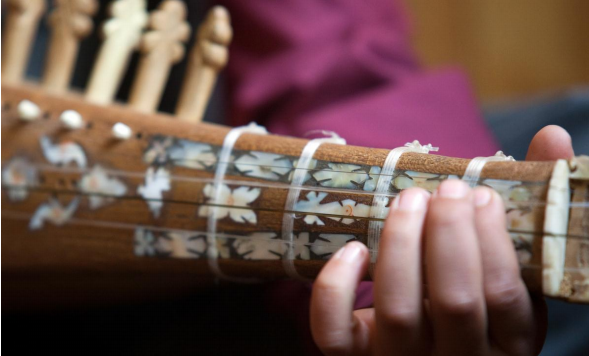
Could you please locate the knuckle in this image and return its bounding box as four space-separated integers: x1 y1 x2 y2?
434 290 482 319
485 280 527 312
378 305 420 331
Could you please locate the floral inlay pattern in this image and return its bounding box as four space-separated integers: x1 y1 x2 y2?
234 151 293 181
168 140 217 170
232 232 282 260
137 167 171 218
311 163 380 191
40 136 87 168
293 191 370 225
134 228 207 258
198 183 261 224
134 228 360 262
79 165 127 209
144 135 217 170
391 170 460 193
29 198 80 230
2 157 38 201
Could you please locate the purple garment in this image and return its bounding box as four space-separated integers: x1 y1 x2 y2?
219 0 499 352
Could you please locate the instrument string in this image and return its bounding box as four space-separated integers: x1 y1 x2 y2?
3 184 588 240
4 168 588 209
3 210 587 274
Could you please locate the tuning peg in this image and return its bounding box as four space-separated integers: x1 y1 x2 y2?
85 0 148 105
1 0 46 84
60 110 84 129
175 6 233 123
112 122 133 139
17 100 41 121
42 0 99 93
128 0 191 113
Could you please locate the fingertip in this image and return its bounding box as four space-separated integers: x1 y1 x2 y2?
526 125 574 161
391 187 431 213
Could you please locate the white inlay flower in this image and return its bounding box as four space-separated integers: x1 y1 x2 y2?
294 191 370 225
291 232 311 260
137 167 171 218
233 232 282 260
198 184 261 224
331 199 371 224
169 140 216 169
155 231 207 258
392 174 414 190
235 152 292 181
313 163 368 189
79 165 127 209
40 136 87 168
2 157 38 201
510 186 532 202
403 171 460 193
216 237 233 259
29 198 80 230
309 234 357 258
144 136 175 165
134 228 156 256
363 166 381 191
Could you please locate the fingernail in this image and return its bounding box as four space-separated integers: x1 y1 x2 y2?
436 179 469 199
474 188 492 207
334 242 363 263
393 189 428 212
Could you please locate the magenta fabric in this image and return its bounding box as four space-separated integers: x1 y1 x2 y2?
219 0 499 352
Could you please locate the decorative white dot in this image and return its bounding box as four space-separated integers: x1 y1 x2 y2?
112 122 132 140
59 110 84 129
17 100 41 121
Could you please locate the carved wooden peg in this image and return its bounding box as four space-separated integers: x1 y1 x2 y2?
128 0 191 113
42 0 98 93
1 0 46 84
175 6 233 123
85 0 148 105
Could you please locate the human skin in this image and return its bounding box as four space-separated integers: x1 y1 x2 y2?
310 125 574 356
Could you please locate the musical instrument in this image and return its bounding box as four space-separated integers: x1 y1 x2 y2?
2 1 588 309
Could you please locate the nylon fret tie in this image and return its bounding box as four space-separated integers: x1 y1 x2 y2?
282 131 346 280
207 122 268 283
462 151 515 187
367 140 438 274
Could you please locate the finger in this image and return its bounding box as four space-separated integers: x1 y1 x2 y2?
374 188 431 356
426 180 487 355
473 187 535 355
311 241 370 355
526 125 574 161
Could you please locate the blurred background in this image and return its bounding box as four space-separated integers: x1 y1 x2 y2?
407 0 589 159
3 0 589 355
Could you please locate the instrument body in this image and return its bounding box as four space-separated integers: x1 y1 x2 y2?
3 84 588 309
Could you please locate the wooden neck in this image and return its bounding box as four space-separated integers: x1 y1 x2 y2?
2 84 587 309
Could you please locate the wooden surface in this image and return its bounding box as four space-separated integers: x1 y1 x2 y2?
42 0 98 92
1 0 46 84
175 6 232 123
407 0 589 101
128 0 191 113
84 0 148 105
1 84 573 308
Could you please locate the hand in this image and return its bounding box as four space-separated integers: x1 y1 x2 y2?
310 125 573 355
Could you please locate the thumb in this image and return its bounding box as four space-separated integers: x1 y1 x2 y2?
525 125 574 161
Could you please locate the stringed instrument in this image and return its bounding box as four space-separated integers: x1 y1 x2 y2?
2 1 588 309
